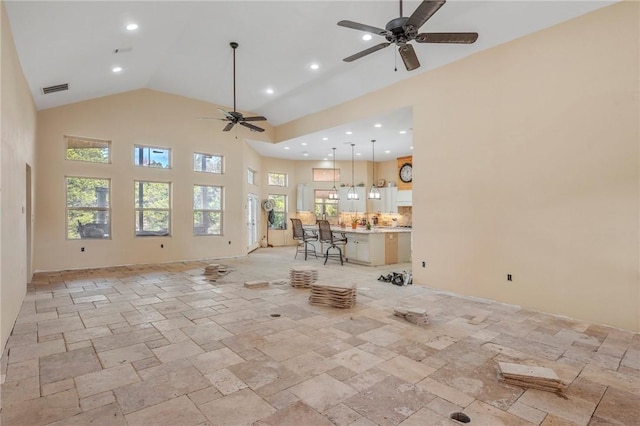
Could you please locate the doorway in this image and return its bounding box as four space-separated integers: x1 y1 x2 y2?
247 193 259 252
26 163 32 281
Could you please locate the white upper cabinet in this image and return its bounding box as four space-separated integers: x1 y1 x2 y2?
338 187 366 213
296 184 313 212
369 187 398 213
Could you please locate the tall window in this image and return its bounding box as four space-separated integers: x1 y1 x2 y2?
193 185 223 236
314 190 338 217
268 172 287 187
193 153 223 174
268 194 287 230
248 169 257 185
134 181 170 236
66 177 110 239
134 145 171 168
65 136 110 163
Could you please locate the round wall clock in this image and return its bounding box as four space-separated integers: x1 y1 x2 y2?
399 162 412 183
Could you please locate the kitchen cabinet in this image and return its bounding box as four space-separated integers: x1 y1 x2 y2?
296 184 313 212
369 187 398 214
343 229 410 266
338 187 366 213
396 190 412 207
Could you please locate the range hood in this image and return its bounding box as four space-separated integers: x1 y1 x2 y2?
396 190 412 207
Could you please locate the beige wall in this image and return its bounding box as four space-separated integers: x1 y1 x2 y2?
1 1 38 350
276 3 640 331
34 89 274 271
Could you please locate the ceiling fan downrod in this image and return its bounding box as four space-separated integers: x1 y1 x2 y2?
230 42 238 113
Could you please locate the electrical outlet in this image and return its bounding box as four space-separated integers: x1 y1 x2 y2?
422 261 426 268
228 241 231 245
507 274 512 281
161 244 164 248
81 247 85 252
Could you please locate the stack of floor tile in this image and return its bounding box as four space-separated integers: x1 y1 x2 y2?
498 362 564 392
289 266 319 288
394 307 428 326
204 264 221 281
244 280 268 289
309 282 356 308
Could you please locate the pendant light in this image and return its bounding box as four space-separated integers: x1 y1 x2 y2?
368 139 381 200
347 143 359 200
328 147 339 200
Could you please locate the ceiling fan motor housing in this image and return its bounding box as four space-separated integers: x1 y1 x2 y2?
385 17 416 44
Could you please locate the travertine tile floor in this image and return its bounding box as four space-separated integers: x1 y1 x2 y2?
1 247 638 425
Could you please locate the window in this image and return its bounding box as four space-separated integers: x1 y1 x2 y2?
248 169 257 185
66 177 110 239
193 153 223 174
134 145 171 168
268 172 287 187
314 190 338 218
267 194 287 230
193 185 223 236
134 181 170 236
65 136 110 163
313 168 340 182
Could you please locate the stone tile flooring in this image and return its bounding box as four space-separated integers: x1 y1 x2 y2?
1 247 638 425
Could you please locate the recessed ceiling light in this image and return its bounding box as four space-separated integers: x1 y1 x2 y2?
301 142 308 146
385 150 391 154
322 137 328 141
310 63 319 70
362 34 372 41
265 88 274 95
323 158 328 161
303 153 309 157
112 67 123 73
284 147 290 150
346 131 352 135
356 153 362 156
374 123 382 128
399 130 407 134
126 23 138 31
328 153 333 157
410 146 414 150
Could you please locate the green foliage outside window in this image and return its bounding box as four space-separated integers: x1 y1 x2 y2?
193 185 222 235
134 181 170 236
66 177 110 239
65 136 110 163
268 194 286 230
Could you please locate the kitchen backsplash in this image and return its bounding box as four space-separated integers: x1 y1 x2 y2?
297 207 412 228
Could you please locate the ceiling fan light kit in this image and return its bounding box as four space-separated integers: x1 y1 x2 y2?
338 0 478 71
347 143 359 200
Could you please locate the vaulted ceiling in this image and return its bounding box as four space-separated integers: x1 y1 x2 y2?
5 1 614 160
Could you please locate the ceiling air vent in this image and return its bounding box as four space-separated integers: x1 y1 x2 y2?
42 83 69 95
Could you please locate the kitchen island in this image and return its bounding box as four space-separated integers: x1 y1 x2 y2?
339 227 411 266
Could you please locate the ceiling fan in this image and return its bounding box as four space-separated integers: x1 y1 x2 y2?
202 42 267 133
338 0 478 71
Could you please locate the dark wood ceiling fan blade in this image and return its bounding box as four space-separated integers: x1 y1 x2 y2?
406 0 446 30
337 20 388 36
239 122 265 132
416 32 478 43
343 42 391 62
399 44 420 71
242 116 267 122
223 122 235 132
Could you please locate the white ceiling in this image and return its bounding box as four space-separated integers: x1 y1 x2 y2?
5 1 614 161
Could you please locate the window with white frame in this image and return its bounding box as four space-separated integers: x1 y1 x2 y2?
193 185 223 236
193 153 223 174
134 145 171 168
314 190 338 218
267 194 287 230
66 177 111 239
248 169 257 185
65 136 110 164
267 172 287 187
134 181 171 236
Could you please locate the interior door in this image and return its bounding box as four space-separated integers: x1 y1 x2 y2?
247 193 259 251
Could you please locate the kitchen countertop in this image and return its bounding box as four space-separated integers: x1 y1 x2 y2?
332 226 412 234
